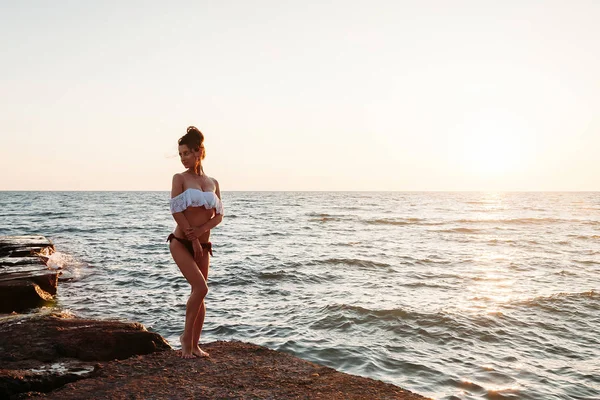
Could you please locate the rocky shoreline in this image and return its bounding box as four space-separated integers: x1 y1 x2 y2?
0 236 59 313
1 312 427 399
0 311 171 398
0 236 429 399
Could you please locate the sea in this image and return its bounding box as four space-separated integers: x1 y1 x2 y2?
1 191 598 400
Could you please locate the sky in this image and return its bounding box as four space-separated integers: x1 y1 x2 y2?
1 1 598 191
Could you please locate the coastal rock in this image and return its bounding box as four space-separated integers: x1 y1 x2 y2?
0 236 55 258
0 279 56 312
0 360 97 398
0 236 58 313
36 341 427 400
0 312 172 398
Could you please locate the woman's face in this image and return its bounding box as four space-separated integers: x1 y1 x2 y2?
178 144 198 169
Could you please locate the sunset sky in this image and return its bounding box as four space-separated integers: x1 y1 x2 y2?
1 1 598 191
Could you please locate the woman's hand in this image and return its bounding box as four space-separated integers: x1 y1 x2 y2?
192 240 204 263
184 227 197 241
185 226 204 240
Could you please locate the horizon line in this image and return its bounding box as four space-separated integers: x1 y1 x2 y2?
1 190 599 193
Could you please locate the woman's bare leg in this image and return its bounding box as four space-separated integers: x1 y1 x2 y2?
192 252 210 357
170 240 208 359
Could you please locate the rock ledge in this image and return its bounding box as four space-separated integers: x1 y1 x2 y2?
0 313 428 399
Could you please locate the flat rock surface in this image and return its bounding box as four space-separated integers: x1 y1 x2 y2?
38 341 428 400
0 236 55 258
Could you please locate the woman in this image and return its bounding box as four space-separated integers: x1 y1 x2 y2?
168 126 224 358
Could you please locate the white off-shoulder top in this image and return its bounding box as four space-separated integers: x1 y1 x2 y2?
169 188 224 215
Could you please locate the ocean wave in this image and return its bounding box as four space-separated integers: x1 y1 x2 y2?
402 281 454 289
211 274 255 287
307 212 347 222
455 217 572 225
258 288 291 296
448 380 522 400
321 258 392 270
263 231 288 236
445 378 486 393
257 270 291 280
413 257 452 266
411 271 461 280
509 290 599 309
582 220 600 226
306 212 335 218
60 226 149 233
364 218 445 226
574 259 600 265
471 276 513 283
437 227 483 234
0 212 42 217
487 238 517 245
309 216 343 222
256 268 337 284
30 211 73 218
319 304 467 331
46 251 87 269
319 304 412 321
313 304 477 343
568 234 600 240
365 218 417 226
555 270 578 276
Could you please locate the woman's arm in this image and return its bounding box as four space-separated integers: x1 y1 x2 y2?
170 174 191 230
192 214 223 237
215 178 221 200
188 178 224 237
171 174 203 257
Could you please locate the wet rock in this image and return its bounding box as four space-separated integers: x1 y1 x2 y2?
0 280 55 312
0 360 96 398
0 236 55 258
0 236 58 313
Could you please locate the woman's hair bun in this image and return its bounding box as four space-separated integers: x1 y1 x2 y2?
178 126 206 162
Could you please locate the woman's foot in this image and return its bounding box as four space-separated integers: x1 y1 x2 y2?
179 334 196 359
192 345 210 357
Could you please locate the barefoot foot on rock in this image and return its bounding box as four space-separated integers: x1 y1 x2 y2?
192 345 210 358
179 335 196 359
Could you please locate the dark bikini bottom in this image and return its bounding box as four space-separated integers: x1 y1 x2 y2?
167 233 213 257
